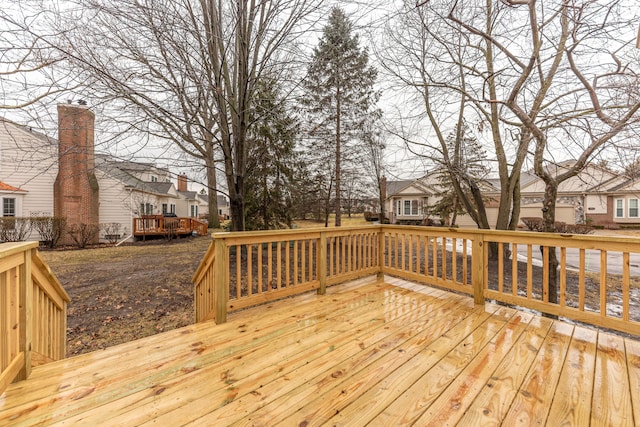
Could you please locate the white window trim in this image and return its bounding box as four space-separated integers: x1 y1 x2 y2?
615 198 624 218
398 199 421 217
629 198 639 218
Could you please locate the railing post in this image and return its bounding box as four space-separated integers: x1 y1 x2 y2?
471 234 485 306
17 248 32 381
317 232 327 295
377 226 385 281
213 237 228 324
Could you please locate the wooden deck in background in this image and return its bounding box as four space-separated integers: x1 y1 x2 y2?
1 277 639 426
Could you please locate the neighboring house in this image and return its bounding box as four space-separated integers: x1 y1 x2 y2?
215 194 230 219
0 103 210 243
384 161 640 229
94 156 181 241
0 118 58 240
383 172 497 226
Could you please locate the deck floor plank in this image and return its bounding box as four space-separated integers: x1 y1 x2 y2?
193 293 483 426
75 282 448 426
0 277 638 427
411 311 535 426
546 326 598 426
2 280 396 425
365 307 516 427
456 315 554 426
591 333 635 427
628 338 640 427
501 320 574 426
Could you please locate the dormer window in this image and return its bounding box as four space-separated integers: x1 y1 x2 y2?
151 176 158 182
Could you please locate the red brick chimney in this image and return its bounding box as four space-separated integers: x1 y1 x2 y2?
54 103 100 245
178 174 188 192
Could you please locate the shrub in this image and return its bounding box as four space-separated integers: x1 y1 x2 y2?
0 217 31 242
520 217 593 234
31 216 67 248
101 223 122 244
520 217 543 232
67 223 100 248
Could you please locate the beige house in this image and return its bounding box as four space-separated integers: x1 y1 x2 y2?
385 161 637 229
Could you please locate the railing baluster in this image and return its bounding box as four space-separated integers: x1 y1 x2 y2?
560 247 566 307
247 244 252 297
579 248 585 311
511 243 517 296
285 241 290 287
542 246 549 303
257 244 262 294
277 241 282 290
623 252 630 322
600 251 607 317
236 245 241 300
268 241 273 291
452 238 457 283
463 238 468 286
498 242 504 293
527 245 533 299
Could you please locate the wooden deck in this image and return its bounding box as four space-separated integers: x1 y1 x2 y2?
1 277 639 426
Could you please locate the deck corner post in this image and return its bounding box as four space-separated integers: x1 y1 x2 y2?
471 235 485 306
377 226 385 281
213 237 228 324
318 231 327 295
18 247 33 381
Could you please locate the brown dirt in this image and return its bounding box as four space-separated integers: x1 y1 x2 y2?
40 236 212 356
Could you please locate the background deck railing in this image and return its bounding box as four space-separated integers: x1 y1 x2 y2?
0 242 69 395
133 216 208 237
194 225 640 336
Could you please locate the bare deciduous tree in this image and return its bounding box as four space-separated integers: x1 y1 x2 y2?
48 0 319 230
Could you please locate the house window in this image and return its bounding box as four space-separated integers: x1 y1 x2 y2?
162 203 168 214
151 176 158 182
191 205 198 217
2 198 15 217
140 203 153 215
630 199 639 218
615 199 624 218
170 204 175 213
396 200 401 215
400 199 420 216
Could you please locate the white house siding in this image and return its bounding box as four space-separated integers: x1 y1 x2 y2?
585 194 608 214
0 121 58 241
95 169 136 242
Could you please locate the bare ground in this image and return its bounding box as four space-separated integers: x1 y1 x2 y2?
40 236 211 356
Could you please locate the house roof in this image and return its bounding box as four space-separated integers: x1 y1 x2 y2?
0 181 27 193
95 156 177 198
386 180 414 197
178 190 198 200
216 194 228 206
0 117 57 147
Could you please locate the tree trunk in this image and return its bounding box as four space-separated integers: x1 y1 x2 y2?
205 154 220 229
335 86 341 227
542 181 559 305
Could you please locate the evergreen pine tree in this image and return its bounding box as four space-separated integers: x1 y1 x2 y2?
303 7 379 226
245 79 298 230
431 123 490 226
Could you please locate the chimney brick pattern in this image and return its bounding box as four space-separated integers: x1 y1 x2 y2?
54 104 100 245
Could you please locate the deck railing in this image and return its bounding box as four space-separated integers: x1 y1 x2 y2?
194 225 640 336
0 242 69 395
133 216 208 237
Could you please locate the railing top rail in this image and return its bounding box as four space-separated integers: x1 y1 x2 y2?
193 241 216 284
0 241 39 260
379 224 640 245
211 224 382 242
32 250 70 303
